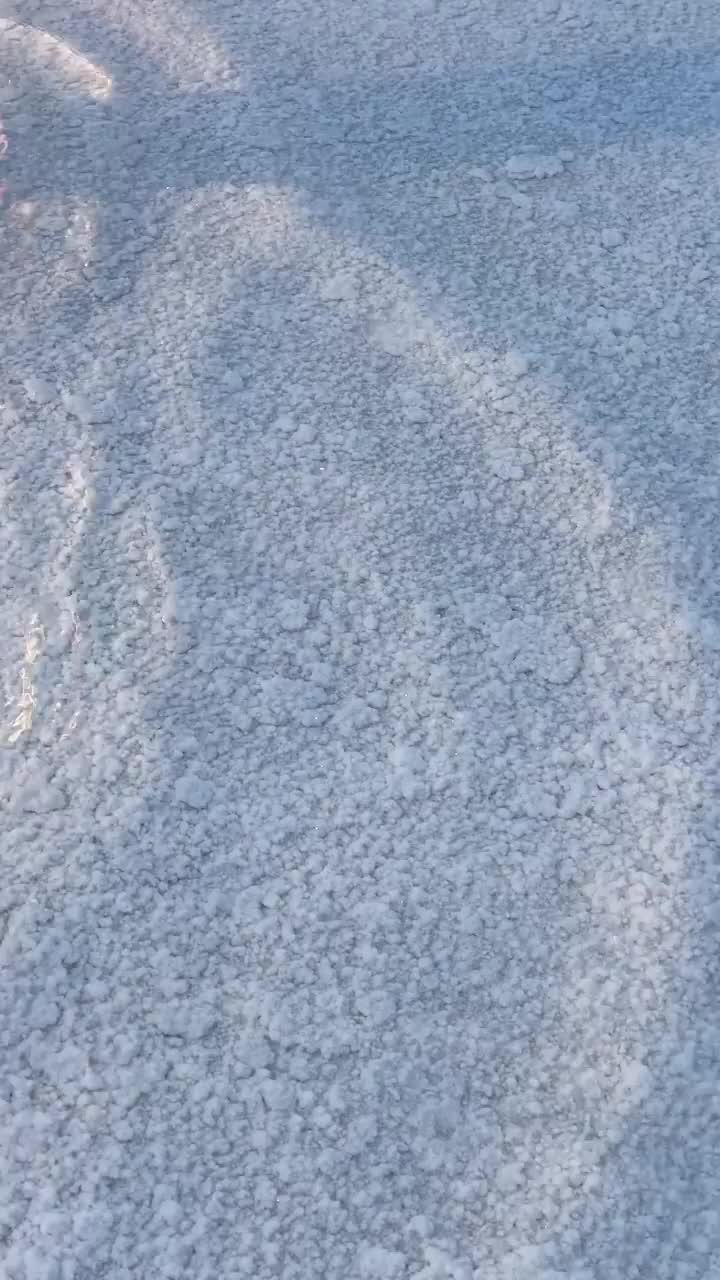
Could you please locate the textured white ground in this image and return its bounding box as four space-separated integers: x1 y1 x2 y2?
2 1 720 1277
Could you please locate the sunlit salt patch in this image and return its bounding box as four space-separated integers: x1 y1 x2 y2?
2 22 112 99
371 299 437 357
495 614 583 685
505 151 566 179
319 271 358 304
4 612 44 745
58 175 691 1244
397 383 429 423
372 317 417 356
485 442 533 481
64 202 98 263
108 3 235 88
